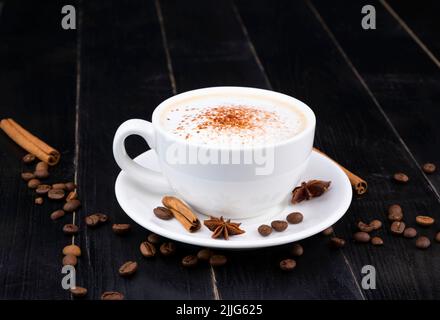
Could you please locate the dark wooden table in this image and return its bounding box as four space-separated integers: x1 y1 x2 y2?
1 0 439 300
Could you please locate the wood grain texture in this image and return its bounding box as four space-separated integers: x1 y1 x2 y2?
0 0 76 299
235 0 440 299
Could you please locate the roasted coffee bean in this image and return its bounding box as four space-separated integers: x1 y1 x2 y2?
286 212 303 224
197 248 213 261
415 236 431 249
36 184 51 195
63 244 81 257
160 242 176 256
388 204 403 221
435 232 440 243
390 221 406 235
257 224 272 237
329 237 345 248
34 197 43 205
27 178 41 189
153 206 174 220
371 236 384 246
66 191 78 201
357 221 374 233
290 243 304 257
34 170 49 179
65 182 76 191
118 261 138 277
70 286 87 298
322 226 334 236
393 172 409 183
63 254 78 266
415 215 435 227
403 227 417 238
271 220 288 232
353 231 371 243
35 161 48 172
112 223 131 235
63 224 79 235
48 188 65 200
51 209 65 220
147 233 161 244
22 153 36 164
279 259 296 271
95 213 108 222
52 183 66 190
370 219 383 230
21 172 35 181
101 291 124 300
140 241 156 257
63 199 81 212
85 214 101 227
422 163 436 174
209 254 227 267
182 255 198 267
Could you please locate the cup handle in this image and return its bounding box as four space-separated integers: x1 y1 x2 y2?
113 119 171 193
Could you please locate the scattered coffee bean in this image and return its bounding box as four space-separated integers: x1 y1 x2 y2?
65 182 76 191
66 191 78 201
118 261 138 277
112 223 131 235
403 227 417 238
147 233 161 244
35 161 48 172
22 153 36 164
209 254 227 267
85 214 101 227
50 209 65 220
160 242 176 256
388 204 403 221
63 199 81 212
197 248 213 261
52 183 66 190
435 232 440 243
422 163 436 174
34 170 49 179
321 226 334 236
182 255 198 267
329 237 345 248
27 178 41 189
415 215 435 227
370 220 382 230
140 241 156 257
36 184 51 195
271 220 288 232
390 221 406 235
393 172 409 183
415 236 431 249
257 224 272 237
63 254 78 266
63 244 81 257
290 243 304 257
286 212 303 224
48 188 65 200
63 224 79 235
353 231 371 243
153 206 174 220
357 221 374 233
70 286 87 298
371 236 384 246
21 172 35 181
34 197 43 205
279 259 296 271
101 291 124 300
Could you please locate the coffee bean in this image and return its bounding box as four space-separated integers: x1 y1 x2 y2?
403 227 417 238
50 209 65 220
147 233 161 244
209 255 227 267
422 163 436 174
357 221 374 233
63 244 81 257
286 212 303 224
353 231 371 243
63 254 78 266
160 242 176 256
66 191 78 201
101 291 124 300
48 188 65 200
63 224 79 235
271 220 288 232
34 170 49 179
390 221 406 235
118 261 138 277
34 197 43 205
22 153 36 164
279 259 296 271
112 223 131 235
27 178 41 189
197 248 213 261
65 182 76 191
140 241 156 257
63 199 81 212
21 172 35 181
393 172 409 183
388 204 403 221
35 161 48 172
370 219 383 230
257 224 272 237
321 226 334 236
70 286 87 298
371 236 384 246
290 243 304 257
153 206 174 220
415 215 435 227
415 236 431 249
52 183 66 190
182 255 198 267
435 232 440 243
36 184 51 195
85 214 101 227
329 237 345 248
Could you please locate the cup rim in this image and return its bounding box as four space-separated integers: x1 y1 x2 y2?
152 86 316 150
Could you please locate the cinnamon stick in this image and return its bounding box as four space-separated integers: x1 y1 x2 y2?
162 196 201 232
313 147 367 195
0 118 60 165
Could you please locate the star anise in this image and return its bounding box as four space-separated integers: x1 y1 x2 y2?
203 216 245 240
291 180 331 204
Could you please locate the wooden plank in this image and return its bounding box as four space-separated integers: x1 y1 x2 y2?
0 0 77 299
75 0 214 299
235 0 440 298
159 0 363 299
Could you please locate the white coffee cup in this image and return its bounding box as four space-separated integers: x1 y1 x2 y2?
113 87 315 219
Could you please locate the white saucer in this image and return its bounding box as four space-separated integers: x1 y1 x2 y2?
115 150 352 249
